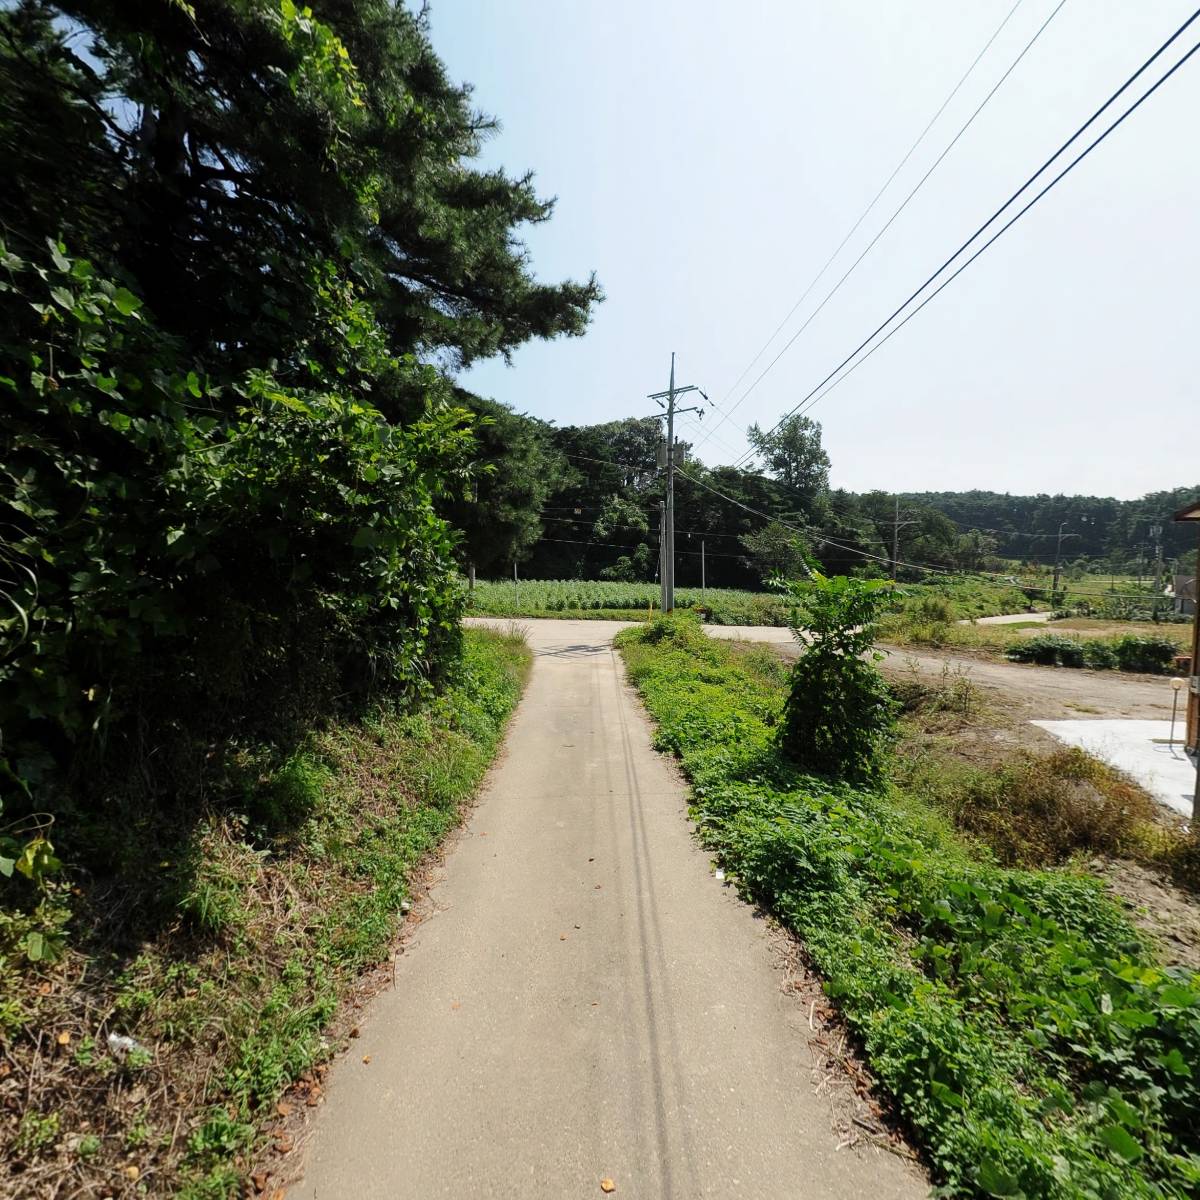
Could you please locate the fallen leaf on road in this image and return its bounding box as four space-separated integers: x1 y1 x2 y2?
274 1135 293 1153
349 1027 360 1038
251 1171 268 1193
56 1031 71 1046
560 934 567 941
276 1101 293 1118
361 1055 371 1064
451 1000 461 1010
123 1166 140 1181
600 1179 616 1193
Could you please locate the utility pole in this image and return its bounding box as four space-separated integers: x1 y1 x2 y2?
1151 523 1164 594
1051 522 1081 596
889 496 918 580
1052 522 1067 596
646 354 706 613
701 539 706 593
657 502 666 593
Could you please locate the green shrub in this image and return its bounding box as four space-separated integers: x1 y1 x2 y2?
1006 634 1087 667
1082 640 1118 670
0 243 469 830
1113 635 1178 674
907 594 955 623
777 574 898 785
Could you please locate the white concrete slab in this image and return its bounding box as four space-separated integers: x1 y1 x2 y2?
1032 719 1196 818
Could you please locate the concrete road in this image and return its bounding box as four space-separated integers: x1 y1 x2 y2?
960 611 1052 626
296 619 925 1200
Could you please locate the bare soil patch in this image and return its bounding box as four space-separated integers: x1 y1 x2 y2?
877 645 1175 721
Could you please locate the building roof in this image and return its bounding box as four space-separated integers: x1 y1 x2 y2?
1174 497 1200 522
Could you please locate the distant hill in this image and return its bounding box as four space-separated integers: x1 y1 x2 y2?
895 486 1200 565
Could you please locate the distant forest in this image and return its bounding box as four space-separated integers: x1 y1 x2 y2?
901 488 1199 568
461 409 1198 589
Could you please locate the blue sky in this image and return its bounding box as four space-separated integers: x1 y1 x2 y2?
428 1 1200 500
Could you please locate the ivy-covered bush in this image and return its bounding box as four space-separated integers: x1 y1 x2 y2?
0 241 470 828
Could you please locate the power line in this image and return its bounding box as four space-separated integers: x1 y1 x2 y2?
734 7 1200 464
697 0 1059 454
788 33 1200 428
675 465 1170 596
556 453 1170 593
529 534 747 561
538 512 750 543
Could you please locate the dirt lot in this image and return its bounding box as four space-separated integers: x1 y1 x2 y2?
878 645 1176 722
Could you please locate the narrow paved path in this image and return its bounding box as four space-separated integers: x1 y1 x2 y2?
961 611 1052 625
297 619 924 1200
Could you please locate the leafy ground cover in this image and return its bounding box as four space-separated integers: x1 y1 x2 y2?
468 576 1031 627
0 628 528 1199
618 616 1200 1199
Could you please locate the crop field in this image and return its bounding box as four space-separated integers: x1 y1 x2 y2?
467 576 1037 627
467 579 792 625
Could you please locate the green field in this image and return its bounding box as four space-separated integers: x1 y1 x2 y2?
467 579 793 625
468 576 1036 627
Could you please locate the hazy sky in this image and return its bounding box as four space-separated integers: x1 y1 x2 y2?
428 1 1200 500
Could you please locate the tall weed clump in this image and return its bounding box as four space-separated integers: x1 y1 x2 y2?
777 574 899 785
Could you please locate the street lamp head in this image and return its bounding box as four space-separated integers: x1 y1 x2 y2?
1172 677 1185 691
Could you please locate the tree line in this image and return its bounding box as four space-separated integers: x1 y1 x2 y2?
462 407 1197 588
0 1 597 831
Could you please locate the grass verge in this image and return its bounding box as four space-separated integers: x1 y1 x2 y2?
882 612 1190 672
617 616 1200 1199
0 628 529 1199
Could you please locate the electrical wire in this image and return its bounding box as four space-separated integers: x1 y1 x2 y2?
529 534 748 561
785 33 1200 428
734 7 1200 464
696 0 1056 454
557 453 1165 596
